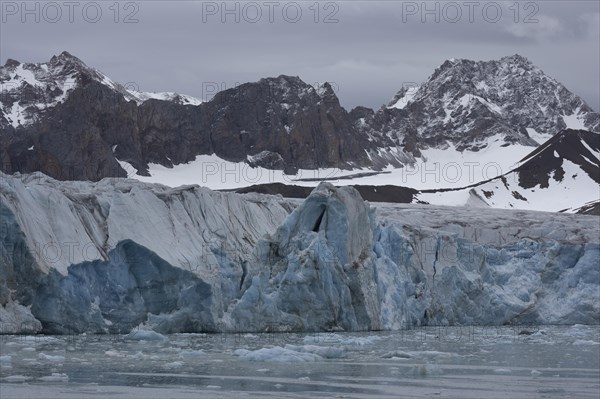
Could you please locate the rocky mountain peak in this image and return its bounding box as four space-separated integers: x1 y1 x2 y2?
4 59 21 68
500 53 534 67
315 82 340 106
263 75 316 100
316 81 334 95
46 51 94 78
274 74 305 85
381 54 599 153
1 52 599 183
256 75 311 93
429 54 537 84
49 50 84 65
0 52 144 130
202 73 368 171
430 58 459 77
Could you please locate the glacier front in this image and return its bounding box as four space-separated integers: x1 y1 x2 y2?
0 172 598 334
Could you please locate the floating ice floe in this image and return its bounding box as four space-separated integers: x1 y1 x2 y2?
37 353 65 363
38 373 69 382
235 346 324 362
178 349 206 357
572 339 599 346
163 361 184 369
2 375 32 383
124 329 168 342
303 333 382 346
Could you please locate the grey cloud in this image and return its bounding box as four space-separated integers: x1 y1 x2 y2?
1 0 598 110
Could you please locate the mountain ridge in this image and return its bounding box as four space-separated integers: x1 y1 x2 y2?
1 51 598 182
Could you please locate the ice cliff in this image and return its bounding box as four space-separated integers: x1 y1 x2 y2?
1 173 598 334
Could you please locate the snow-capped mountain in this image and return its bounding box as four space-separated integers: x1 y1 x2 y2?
0 53 372 180
1 52 598 193
0 51 201 130
234 128 599 214
372 55 599 152
417 129 599 213
0 52 86 129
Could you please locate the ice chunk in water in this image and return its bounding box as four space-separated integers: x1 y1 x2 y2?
237 346 323 362
124 329 168 342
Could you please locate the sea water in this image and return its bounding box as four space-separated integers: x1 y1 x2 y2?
1 325 599 398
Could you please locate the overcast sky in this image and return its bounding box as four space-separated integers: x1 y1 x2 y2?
1 1 599 110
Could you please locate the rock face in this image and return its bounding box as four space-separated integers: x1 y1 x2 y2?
372 55 600 154
513 129 599 188
0 52 139 180
2 52 598 181
201 78 372 172
1 174 598 333
0 53 371 180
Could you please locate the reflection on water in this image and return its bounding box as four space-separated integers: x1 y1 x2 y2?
1 325 599 398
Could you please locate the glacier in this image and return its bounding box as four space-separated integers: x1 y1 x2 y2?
0 172 598 334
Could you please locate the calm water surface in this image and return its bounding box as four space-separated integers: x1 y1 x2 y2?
1 325 599 398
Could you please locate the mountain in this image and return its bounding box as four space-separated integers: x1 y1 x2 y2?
1 174 598 333
197 77 371 172
417 129 600 213
0 52 372 180
1 52 598 184
0 51 202 128
1 51 144 180
233 129 599 214
368 55 599 153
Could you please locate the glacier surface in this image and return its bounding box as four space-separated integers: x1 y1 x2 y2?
0 172 598 334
